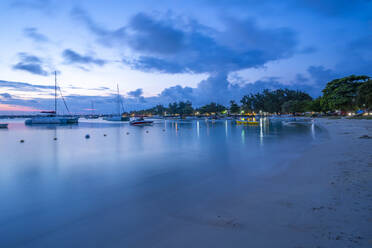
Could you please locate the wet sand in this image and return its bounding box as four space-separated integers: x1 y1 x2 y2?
144 119 372 248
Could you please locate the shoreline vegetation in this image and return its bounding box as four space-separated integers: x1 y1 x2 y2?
0 75 371 119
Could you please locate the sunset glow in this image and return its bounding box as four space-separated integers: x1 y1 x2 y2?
0 103 41 112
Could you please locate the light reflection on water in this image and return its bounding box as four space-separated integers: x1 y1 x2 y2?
0 118 323 247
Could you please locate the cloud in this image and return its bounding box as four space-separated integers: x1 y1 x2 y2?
12 53 49 76
73 9 298 74
127 88 143 98
62 49 106 67
159 85 194 102
0 93 12 99
70 7 126 46
126 14 297 74
335 35 372 76
128 13 185 54
23 27 49 42
0 80 55 91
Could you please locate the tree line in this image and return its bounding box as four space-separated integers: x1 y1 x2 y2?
129 75 371 116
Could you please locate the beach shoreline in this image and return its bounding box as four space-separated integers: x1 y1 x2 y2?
243 118 372 247
152 118 372 248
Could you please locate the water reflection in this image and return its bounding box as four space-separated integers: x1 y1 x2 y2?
197 120 200 138
259 118 264 146
225 120 228 137
0 119 323 248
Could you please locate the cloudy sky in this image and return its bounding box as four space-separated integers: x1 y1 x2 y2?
0 0 371 114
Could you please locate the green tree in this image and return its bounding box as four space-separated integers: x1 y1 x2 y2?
281 100 309 114
240 89 312 113
177 101 193 116
168 102 178 115
198 102 226 114
240 95 254 112
321 75 370 111
356 80 372 110
153 105 166 115
229 100 240 114
308 97 322 112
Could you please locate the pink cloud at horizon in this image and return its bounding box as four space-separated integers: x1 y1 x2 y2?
0 103 42 112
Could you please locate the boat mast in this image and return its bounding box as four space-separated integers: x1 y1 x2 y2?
91 101 94 115
54 71 57 115
117 84 120 116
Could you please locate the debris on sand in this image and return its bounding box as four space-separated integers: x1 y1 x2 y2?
359 135 372 139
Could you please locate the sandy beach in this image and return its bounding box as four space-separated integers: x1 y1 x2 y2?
257 118 372 247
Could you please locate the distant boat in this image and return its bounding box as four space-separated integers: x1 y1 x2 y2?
130 117 153 125
85 102 99 119
0 123 8 128
236 116 259 125
25 72 79 125
103 84 130 121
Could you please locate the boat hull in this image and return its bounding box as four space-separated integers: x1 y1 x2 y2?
236 120 259 125
103 116 130 121
130 120 154 125
25 117 79 125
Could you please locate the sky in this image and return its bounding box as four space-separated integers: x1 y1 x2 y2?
0 0 371 114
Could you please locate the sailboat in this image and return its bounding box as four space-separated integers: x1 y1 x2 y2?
103 84 130 121
85 102 99 119
25 72 79 125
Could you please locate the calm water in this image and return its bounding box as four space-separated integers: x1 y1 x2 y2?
0 118 322 247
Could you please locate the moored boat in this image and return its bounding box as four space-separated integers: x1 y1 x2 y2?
25 116 78 125
85 102 99 119
25 72 79 125
104 115 130 121
236 116 259 125
130 118 153 125
103 84 130 122
0 123 8 128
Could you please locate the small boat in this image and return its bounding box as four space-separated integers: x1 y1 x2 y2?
103 84 130 122
0 123 8 128
236 116 259 125
85 115 99 119
25 115 78 125
104 115 130 121
25 72 79 125
130 118 153 125
85 102 99 119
